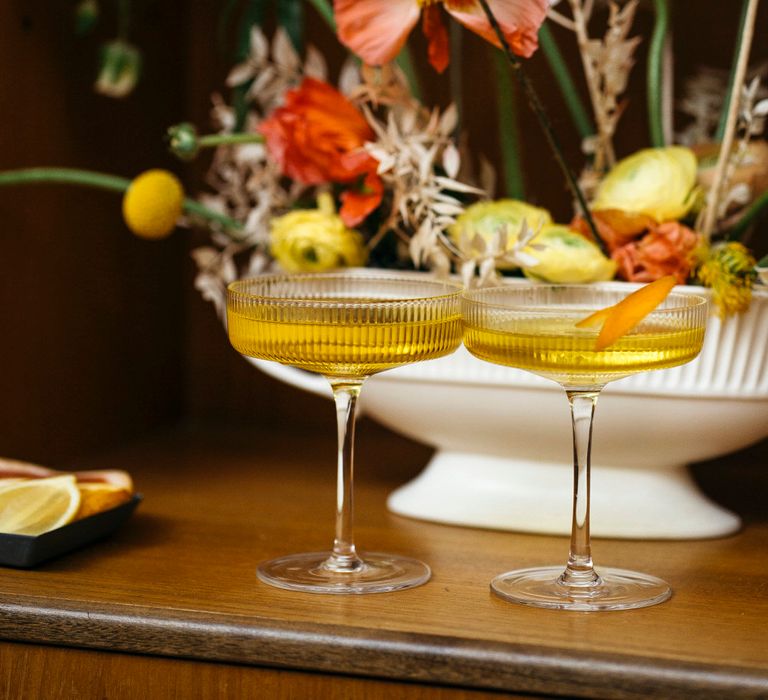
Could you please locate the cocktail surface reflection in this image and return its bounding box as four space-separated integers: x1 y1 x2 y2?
463 284 707 611
227 271 463 594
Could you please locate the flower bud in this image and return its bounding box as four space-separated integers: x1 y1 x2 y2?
270 193 368 272
593 147 698 222
167 123 200 161
523 225 617 283
95 40 141 99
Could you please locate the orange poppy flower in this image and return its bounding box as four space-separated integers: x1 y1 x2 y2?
259 77 383 225
334 0 548 74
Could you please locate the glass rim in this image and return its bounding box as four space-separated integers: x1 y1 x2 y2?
461 283 709 314
227 270 464 306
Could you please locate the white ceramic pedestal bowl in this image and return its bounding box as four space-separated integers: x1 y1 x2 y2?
248 281 768 540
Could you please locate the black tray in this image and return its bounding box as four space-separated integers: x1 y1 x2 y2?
0 494 142 568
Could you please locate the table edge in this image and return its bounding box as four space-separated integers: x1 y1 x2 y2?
0 596 765 699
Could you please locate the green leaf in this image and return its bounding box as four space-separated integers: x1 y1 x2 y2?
538 23 594 141
277 0 304 53
492 48 524 199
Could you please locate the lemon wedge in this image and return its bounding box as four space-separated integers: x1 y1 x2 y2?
0 475 81 535
75 483 132 520
0 478 29 492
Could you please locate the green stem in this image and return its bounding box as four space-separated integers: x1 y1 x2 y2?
0 167 244 233
395 46 423 103
491 49 525 199
198 133 264 148
647 0 669 148
716 0 751 142
307 0 335 29
538 22 594 141
729 190 768 240
278 0 305 52
182 199 245 232
476 0 604 252
0 167 131 192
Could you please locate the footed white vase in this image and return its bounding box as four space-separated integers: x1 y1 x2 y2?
248 280 768 540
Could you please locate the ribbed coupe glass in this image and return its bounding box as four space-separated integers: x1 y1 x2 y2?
463 284 708 611
227 271 463 594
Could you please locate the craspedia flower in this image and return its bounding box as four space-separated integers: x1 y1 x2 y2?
593 147 698 223
270 193 368 272
122 169 184 240
696 241 757 316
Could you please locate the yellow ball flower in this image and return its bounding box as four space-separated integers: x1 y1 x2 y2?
449 199 553 269
270 193 368 272
122 169 184 239
523 225 617 284
593 146 698 222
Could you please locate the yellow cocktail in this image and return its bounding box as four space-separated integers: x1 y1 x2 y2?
464 317 705 387
227 271 463 595
463 283 708 611
229 307 462 378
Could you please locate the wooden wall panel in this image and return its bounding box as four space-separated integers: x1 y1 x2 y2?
0 1 187 465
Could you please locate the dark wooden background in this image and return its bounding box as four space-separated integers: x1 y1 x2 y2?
1 1 766 467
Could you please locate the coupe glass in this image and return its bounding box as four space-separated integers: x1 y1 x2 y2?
227 271 463 594
462 284 708 611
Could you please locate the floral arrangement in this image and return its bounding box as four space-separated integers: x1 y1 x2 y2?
1 0 767 317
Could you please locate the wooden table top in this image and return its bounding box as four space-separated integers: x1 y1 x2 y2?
0 422 766 699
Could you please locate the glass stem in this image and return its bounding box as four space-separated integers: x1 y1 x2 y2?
560 389 602 587
325 379 366 573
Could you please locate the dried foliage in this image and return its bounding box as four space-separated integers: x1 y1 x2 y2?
360 99 483 275
456 220 544 288
563 0 641 173
191 28 492 314
677 63 768 146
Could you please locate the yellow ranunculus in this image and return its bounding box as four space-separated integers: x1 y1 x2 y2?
523 225 617 284
592 146 698 222
449 199 552 268
122 169 184 239
270 193 367 272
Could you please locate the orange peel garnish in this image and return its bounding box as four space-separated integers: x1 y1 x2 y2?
574 306 612 329
576 276 678 350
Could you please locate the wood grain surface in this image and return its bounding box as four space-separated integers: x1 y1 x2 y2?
0 423 765 699
0 640 520 700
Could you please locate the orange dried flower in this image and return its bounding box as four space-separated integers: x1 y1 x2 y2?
611 221 703 284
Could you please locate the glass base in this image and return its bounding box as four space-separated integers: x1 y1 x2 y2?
491 566 671 611
257 551 431 594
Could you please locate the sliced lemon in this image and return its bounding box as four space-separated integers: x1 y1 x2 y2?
0 475 81 535
0 478 29 492
75 483 132 520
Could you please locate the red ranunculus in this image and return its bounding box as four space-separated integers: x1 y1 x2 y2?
259 77 383 225
612 221 702 284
